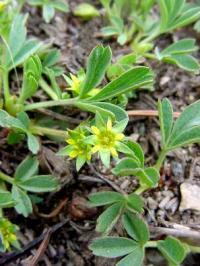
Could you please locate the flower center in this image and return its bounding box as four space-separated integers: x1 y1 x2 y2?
98 130 115 148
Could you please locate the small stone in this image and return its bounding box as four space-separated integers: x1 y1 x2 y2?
159 196 171 209
165 197 179 213
120 179 130 190
180 183 200 212
160 76 170 86
147 197 158 209
162 190 174 198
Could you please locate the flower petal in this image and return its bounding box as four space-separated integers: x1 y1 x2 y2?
115 133 124 141
107 119 112 131
110 147 118 157
91 126 100 135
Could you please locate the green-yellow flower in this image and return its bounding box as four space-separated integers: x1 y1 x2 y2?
64 72 100 97
62 127 93 170
0 1 7 12
0 218 19 251
91 119 124 166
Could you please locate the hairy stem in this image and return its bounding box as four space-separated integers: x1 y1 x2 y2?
30 125 67 140
134 186 147 195
154 149 167 171
24 98 76 111
39 79 58 100
0 171 14 185
3 70 10 103
145 241 157 248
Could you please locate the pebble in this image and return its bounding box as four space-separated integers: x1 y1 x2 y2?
147 197 158 209
165 197 179 213
162 190 174 198
160 76 170 86
157 209 166 219
180 182 200 212
120 179 130 190
159 196 171 209
48 244 57 257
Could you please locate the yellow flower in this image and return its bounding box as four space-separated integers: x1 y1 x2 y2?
66 127 91 161
91 119 124 157
0 2 7 12
0 218 18 251
70 74 81 94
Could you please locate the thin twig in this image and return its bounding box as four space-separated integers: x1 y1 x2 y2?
35 198 68 219
35 108 82 124
150 226 200 245
0 220 68 265
28 229 52 266
89 164 126 195
127 110 180 118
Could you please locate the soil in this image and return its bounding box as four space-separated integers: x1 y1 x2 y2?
0 1 200 265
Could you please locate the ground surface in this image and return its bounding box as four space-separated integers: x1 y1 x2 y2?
0 1 200 265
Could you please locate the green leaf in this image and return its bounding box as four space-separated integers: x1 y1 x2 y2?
11 186 32 217
0 190 15 208
122 140 144 167
157 236 187 265
73 3 100 19
20 55 42 102
0 110 27 132
6 14 27 61
113 159 159 188
113 157 140 176
5 14 42 70
160 39 197 56
90 67 153 101
96 202 124 233
89 191 124 207
15 156 39 181
169 6 200 31
167 100 200 149
116 247 144 266
90 237 138 258
51 0 69 12
76 155 86 171
76 101 128 123
16 175 58 192
99 150 110 168
158 98 174 147
126 193 144 213
169 54 199 72
43 4 55 23
80 46 112 97
159 1 200 33
17 112 30 129
123 213 149 244
27 134 40 154
42 49 61 68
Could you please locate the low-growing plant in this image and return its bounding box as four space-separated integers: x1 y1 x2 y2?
99 0 200 72
0 43 154 154
0 156 58 251
59 98 200 265
73 3 100 20
28 0 69 23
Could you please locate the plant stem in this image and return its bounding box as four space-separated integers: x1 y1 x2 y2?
30 125 67 140
190 245 200 253
24 98 76 111
134 186 147 195
3 70 10 103
0 208 3 218
127 110 180 118
145 241 157 248
0 171 14 185
154 149 167 171
39 79 58 100
144 53 157 60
